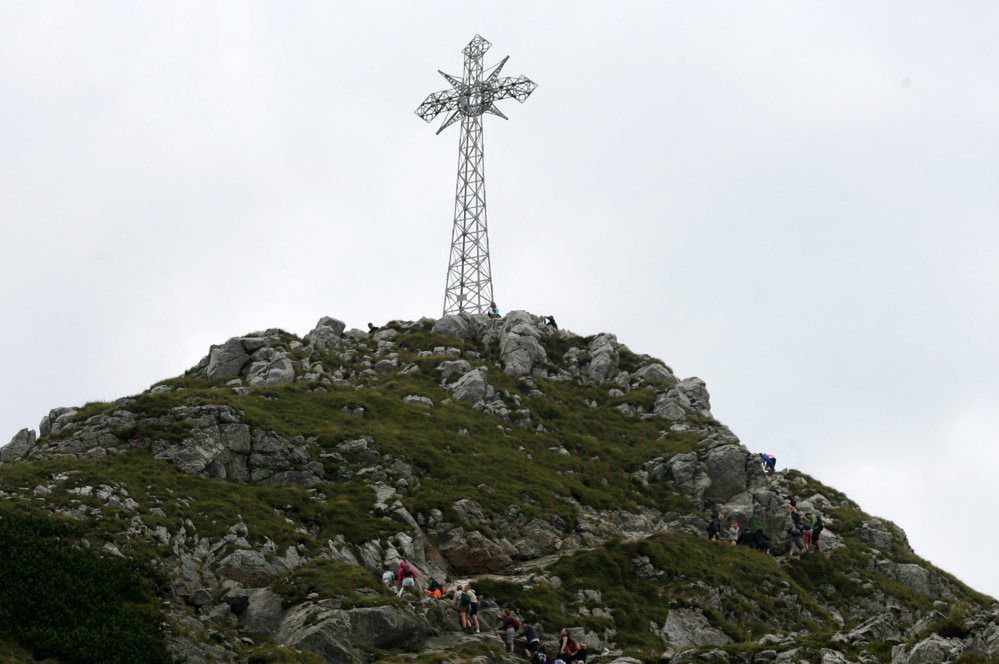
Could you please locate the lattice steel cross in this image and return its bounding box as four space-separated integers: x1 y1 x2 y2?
415 35 537 316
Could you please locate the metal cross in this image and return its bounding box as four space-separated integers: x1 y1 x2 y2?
415 35 538 316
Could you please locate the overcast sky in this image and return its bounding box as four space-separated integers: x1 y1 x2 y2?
1 2 997 598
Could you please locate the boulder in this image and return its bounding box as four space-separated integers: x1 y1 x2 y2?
277 605 362 663
348 605 425 648
895 635 964 664
634 362 677 386
205 339 251 379
39 407 78 438
498 311 548 376
241 588 284 635
438 529 512 574
0 428 37 462
403 395 434 408
437 359 472 381
432 313 487 341
246 349 296 387
586 333 619 382
660 608 732 647
304 316 346 351
448 369 493 404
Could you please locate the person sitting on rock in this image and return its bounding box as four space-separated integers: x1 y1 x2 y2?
425 577 445 600
487 302 501 319
707 513 724 542
727 520 741 546
367 322 380 335
497 609 522 653
558 628 587 662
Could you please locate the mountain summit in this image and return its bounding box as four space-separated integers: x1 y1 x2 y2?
1 311 997 663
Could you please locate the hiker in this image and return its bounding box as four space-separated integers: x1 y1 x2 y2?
396 561 417 596
381 569 395 587
425 577 445 600
707 513 723 542
558 627 587 662
466 584 481 633
787 521 805 557
544 315 558 329
487 301 501 319
802 512 814 551
497 609 522 653
520 621 542 659
727 520 741 546
455 584 471 630
367 322 379 335
760 453 777 478
810 513 824 552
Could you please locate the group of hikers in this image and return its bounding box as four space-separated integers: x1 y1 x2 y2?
706 496 824 556
485 302 558 330
381 561 587 662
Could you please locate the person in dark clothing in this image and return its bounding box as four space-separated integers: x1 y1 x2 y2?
367 322 379 335
544 315 558 329
810 513 824 552
707 513 724 542
520 622 542 658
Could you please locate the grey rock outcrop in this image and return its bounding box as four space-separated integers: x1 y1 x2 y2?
304 316 346 351
206 338 256 379
654 377 713 421
448 368 494 404
241 588 285 635
586 333 619 382
0 428 37 462
245 347 296 387
633 362 677 385
498 311 549 376
431 313 488 341
660 608 732 647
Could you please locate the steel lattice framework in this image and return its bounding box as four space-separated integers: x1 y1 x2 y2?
415 35 537 316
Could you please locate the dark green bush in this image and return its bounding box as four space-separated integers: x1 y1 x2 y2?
0 510 169 664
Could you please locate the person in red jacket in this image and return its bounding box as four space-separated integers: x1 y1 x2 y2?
497 609 522 652
558 627 588 662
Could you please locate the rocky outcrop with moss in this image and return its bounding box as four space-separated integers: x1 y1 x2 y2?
0 312 996 663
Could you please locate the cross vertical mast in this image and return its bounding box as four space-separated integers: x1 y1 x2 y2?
415 35 537 316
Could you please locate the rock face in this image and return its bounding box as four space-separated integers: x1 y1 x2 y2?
0 428 36 462
497 311 549 376
586 333 620 382
654 377 713 421
448 368 493 404
660 608 732 647
304 316 346 350
431 313 487 341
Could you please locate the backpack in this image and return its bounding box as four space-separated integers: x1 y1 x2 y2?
813 516 824 533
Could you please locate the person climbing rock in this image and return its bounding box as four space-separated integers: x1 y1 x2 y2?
802 512 814 551
487 302 501 319
455 584 471 630
707 513 724 542
727 520 741 546
544 315 558 329
466 584 481 633
558 627 587 662
396 561 417 596
497 609 522 653
520 621 542 659
381 569 395 587
787 521 804 557
367 322 379 335
760 453 777 478
811 513 824 552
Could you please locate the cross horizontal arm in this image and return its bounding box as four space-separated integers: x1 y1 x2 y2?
415 89 460 122
487 76 538 103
